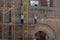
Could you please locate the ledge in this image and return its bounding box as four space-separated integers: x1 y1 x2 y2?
29 6 60 10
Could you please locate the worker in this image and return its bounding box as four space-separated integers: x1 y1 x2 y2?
34 15 37 24
21 14 24 24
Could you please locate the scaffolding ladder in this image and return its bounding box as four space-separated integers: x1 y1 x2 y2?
22 0 29 40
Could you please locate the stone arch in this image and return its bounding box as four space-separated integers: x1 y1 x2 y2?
30 24 57 40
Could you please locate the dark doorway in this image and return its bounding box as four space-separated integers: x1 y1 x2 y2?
35 31 47 40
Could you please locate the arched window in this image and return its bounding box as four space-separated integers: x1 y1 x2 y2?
30 0 53 7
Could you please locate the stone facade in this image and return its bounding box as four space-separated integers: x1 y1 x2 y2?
0 0 60 40
28 0 60 40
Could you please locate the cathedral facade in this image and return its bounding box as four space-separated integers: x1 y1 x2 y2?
0 0 60 40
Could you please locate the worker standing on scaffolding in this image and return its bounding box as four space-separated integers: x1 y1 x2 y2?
34 15 37 24
21 14 24 24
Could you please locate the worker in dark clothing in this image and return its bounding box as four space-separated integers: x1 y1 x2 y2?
21 15 24 24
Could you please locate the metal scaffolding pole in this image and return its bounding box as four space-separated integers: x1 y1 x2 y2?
22 0 29 40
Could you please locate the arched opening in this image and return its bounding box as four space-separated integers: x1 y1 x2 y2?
35 31 48 40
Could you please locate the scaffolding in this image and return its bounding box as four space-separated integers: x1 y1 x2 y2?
0 0 28 40
0 0 60 40
22 0 29 40
0 0 30 39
